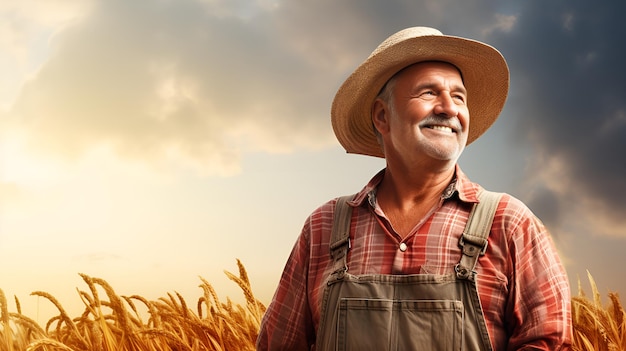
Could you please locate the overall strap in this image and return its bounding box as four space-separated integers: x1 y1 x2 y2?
456 190 503 280
328 195 354 281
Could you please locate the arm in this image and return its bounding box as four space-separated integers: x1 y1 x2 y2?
256 223 315 351
505 206 572 350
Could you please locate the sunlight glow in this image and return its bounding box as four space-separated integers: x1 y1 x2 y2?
0 133 66 186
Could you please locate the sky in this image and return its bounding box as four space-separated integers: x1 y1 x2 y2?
1 0 625 323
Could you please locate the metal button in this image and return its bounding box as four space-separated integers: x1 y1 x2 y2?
399 243 407 252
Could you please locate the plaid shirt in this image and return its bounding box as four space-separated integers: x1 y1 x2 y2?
257 166 572 350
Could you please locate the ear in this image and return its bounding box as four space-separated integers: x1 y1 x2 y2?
371 98 390 135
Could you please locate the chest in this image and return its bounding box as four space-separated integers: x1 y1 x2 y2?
350 214 466 275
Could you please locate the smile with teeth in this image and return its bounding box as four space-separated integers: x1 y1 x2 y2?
427 125 454 133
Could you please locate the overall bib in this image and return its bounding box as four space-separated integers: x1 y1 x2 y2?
315 191 501 351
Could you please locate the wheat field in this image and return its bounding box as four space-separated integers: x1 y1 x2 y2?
0 259 265 351
1 262 623 350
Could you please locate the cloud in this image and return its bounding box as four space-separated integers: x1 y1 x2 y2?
481 14 517 36
5 0 336 175
5 0 623 238
0 1 92 109
3 0 523 176
489 1 626 237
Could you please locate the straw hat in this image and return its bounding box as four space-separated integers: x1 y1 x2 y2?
331 27 510 158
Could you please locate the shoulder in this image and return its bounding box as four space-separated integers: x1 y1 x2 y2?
305 196 345 223
493 193 544 231
300 196 350 244
489 192 554 258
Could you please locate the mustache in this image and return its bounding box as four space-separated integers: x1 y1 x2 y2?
419 115 462 132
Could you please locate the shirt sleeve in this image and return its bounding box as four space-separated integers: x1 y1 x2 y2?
256 220 315 351
503 199 573 350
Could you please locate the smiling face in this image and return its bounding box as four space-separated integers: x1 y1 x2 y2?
372 61 470 171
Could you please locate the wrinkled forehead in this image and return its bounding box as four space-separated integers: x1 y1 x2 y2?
377 60 465 97
394 61 464 83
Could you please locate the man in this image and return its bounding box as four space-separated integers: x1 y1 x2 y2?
257 27 572 350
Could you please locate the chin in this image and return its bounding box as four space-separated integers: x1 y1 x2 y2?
424 145 464 162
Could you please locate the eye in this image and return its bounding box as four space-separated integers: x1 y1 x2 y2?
452 93 466 104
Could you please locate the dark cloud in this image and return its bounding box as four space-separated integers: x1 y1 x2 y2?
487 0 626 235
525 184 563 229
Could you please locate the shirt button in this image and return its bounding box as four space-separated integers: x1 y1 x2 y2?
399 243 408 252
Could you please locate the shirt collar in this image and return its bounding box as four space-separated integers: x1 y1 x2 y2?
349 165 481 208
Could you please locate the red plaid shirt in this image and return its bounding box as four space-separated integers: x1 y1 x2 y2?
257 166 572 350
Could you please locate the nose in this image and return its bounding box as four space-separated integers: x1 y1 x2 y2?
433 92 459 118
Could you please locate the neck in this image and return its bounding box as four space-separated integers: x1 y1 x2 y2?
378 161 456 210
375 162 456 239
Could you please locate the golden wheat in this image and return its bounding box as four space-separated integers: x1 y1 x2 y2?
1 262 622 350
572 271 625 351
0 259 265 351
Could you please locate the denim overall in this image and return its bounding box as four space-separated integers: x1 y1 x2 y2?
315 191 501 351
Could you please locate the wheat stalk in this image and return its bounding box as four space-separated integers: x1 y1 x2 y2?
572 271 625 351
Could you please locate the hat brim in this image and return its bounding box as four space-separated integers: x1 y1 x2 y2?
331 29 510 158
